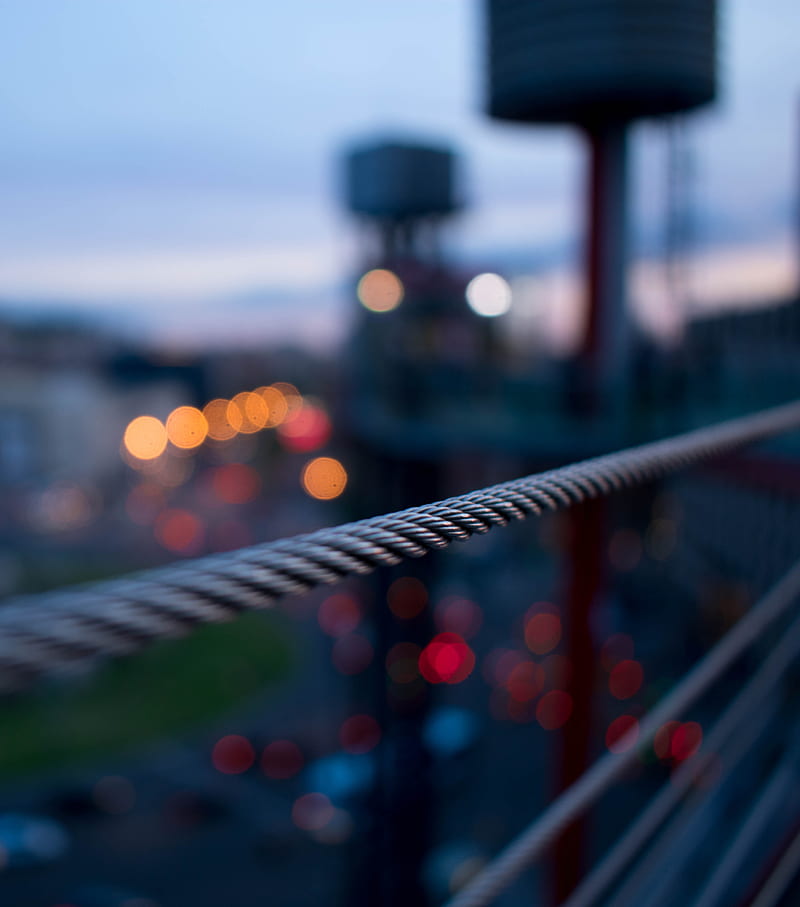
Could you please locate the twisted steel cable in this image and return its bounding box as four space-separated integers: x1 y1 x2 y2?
1 400 800 692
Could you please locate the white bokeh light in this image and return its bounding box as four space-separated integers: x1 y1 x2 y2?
465 273 512 317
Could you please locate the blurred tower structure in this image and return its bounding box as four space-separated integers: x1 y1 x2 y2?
485 4 718 901
341 139 467 907
344 141 501 436
346 140 459 261
487 0 718 414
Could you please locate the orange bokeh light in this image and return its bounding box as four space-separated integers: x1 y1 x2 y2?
203 398 243 441
302 457 347 500
357 269 404 313
272 382 303 416
166 406 208 450
123 415 168 461
229 392 269 434
256 385 289 427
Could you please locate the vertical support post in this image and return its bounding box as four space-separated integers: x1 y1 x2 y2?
581 121 631 415
552 123 626 901
347 453 436 907
552 499 607 904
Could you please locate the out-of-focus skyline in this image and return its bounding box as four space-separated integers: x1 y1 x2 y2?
0 0 797 348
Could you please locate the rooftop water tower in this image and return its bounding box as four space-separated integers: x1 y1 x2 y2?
486 0 718 404
344 139 460 261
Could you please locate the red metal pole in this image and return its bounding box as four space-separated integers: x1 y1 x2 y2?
552 499 607 903
552 121 629 902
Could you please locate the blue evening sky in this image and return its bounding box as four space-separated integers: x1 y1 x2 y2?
0 1 797 347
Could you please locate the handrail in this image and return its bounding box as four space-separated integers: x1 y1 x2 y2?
563 600 800 907
444 560 800 907
0 400 799 692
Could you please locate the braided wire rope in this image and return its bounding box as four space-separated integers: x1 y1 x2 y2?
1 400 800 692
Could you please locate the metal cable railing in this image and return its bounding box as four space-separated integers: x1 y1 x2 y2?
1 400 800 693
562 592 800 907
444 559 800 907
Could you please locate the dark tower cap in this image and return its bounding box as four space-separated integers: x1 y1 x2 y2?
487 0 717 125
344 141 460 220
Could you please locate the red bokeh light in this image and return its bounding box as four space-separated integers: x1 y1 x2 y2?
261 740 304 780
654 721 681 760
212 735 255 774
483 648 525 687
387 577 428 619
331 634 373 675
524 611 562 655
671 722 703 762
419 633 475 684
506 661 545 703
508 698 538 724
277 404 332 453
605 715 640 753
318 594 362 637
154 508 204 555
211 463 261 505
609 659 644 700
434 596 483 639
536 690 573 730
340 714 381 754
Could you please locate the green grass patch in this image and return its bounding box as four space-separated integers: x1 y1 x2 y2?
0 613 292 778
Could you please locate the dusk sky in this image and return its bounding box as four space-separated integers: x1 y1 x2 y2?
0 1 797 348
